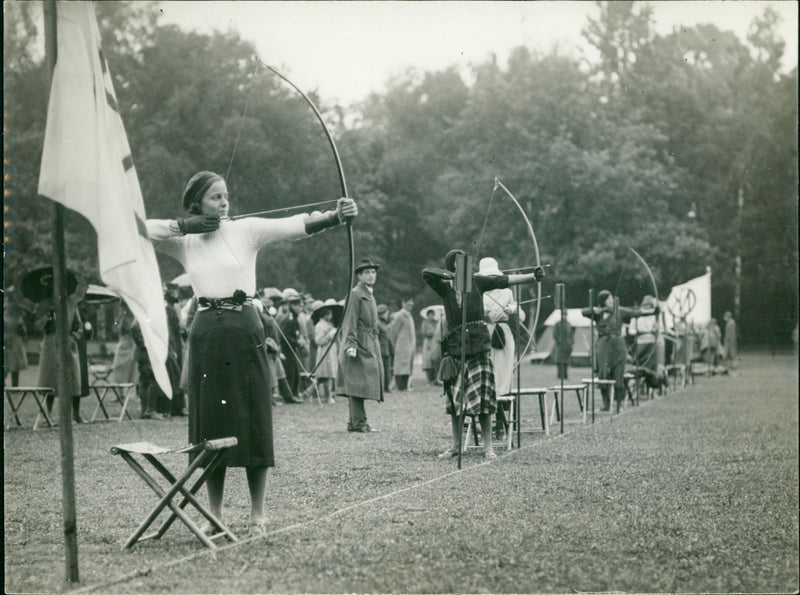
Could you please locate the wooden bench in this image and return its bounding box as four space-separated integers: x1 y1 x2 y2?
548 384 588 433
502 387 550 440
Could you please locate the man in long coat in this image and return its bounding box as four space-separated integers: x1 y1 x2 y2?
390 297 416 390
723 311 738 371
337 259 384 432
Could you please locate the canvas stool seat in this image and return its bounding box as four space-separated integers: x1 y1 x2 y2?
111 437 239 549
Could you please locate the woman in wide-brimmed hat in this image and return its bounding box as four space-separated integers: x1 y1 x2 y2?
479 257 524 441
312 299 343 403
19 267 91 424
145 170 358 533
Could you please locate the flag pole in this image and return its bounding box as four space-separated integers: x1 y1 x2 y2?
44 0 80 583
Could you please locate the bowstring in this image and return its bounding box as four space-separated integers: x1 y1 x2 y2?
218 58 319 387
472 180 498 262
225 58 263 183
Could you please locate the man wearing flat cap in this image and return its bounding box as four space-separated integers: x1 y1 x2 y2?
337 258 384 432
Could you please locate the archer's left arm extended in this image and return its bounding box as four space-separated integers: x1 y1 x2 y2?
303 198 358 234
619 303 659 322
246 198 358 248
507 267 545 286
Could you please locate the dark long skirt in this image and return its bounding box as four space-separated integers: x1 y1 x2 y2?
188 305 274 468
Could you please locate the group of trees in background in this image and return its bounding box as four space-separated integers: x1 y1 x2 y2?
4 2 797 345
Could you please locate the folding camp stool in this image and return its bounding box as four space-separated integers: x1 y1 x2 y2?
547 384 588 432
90 382 136 422
111 438 239 549
5 386 54 429
581 378 616 420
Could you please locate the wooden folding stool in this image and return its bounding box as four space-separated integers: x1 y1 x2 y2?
90 382 136 422
111 438 239 549
5 386 54 429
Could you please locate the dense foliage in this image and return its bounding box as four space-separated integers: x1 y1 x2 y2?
3 1 796 344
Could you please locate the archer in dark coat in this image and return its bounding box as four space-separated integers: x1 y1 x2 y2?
582 290 656 412
337 259 384 432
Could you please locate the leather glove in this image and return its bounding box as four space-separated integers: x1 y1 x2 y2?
177 215 220 234
533 266 546 281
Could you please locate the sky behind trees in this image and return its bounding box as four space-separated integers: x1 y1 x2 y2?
158 0 798 105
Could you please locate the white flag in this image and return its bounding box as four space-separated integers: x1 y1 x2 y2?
38 2 172 397
664 269 712 329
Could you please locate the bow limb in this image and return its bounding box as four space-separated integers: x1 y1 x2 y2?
263 62 355 378
627 246 658 303
628 245 662 373
494 178 542 371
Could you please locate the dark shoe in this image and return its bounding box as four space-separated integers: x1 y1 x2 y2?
284 396 304 404
72 415 86 424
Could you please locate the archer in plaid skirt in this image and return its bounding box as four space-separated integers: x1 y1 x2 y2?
422 250 544 460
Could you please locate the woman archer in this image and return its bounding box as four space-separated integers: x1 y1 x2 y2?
146 170 357 533
422 249 544 460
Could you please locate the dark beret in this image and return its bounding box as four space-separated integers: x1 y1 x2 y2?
182 171 223 211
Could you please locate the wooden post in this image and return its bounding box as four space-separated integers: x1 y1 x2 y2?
514 285 521 449
589 289 595 424
555 283 566 434
44 0 80 583
612 296 620 418
454 253 472 470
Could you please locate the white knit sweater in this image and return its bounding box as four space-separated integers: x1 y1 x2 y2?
147 216 307 298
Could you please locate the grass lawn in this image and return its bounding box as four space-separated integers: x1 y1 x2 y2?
4 350 798 594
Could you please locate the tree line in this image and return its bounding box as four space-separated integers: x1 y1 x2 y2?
4 1 797 345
